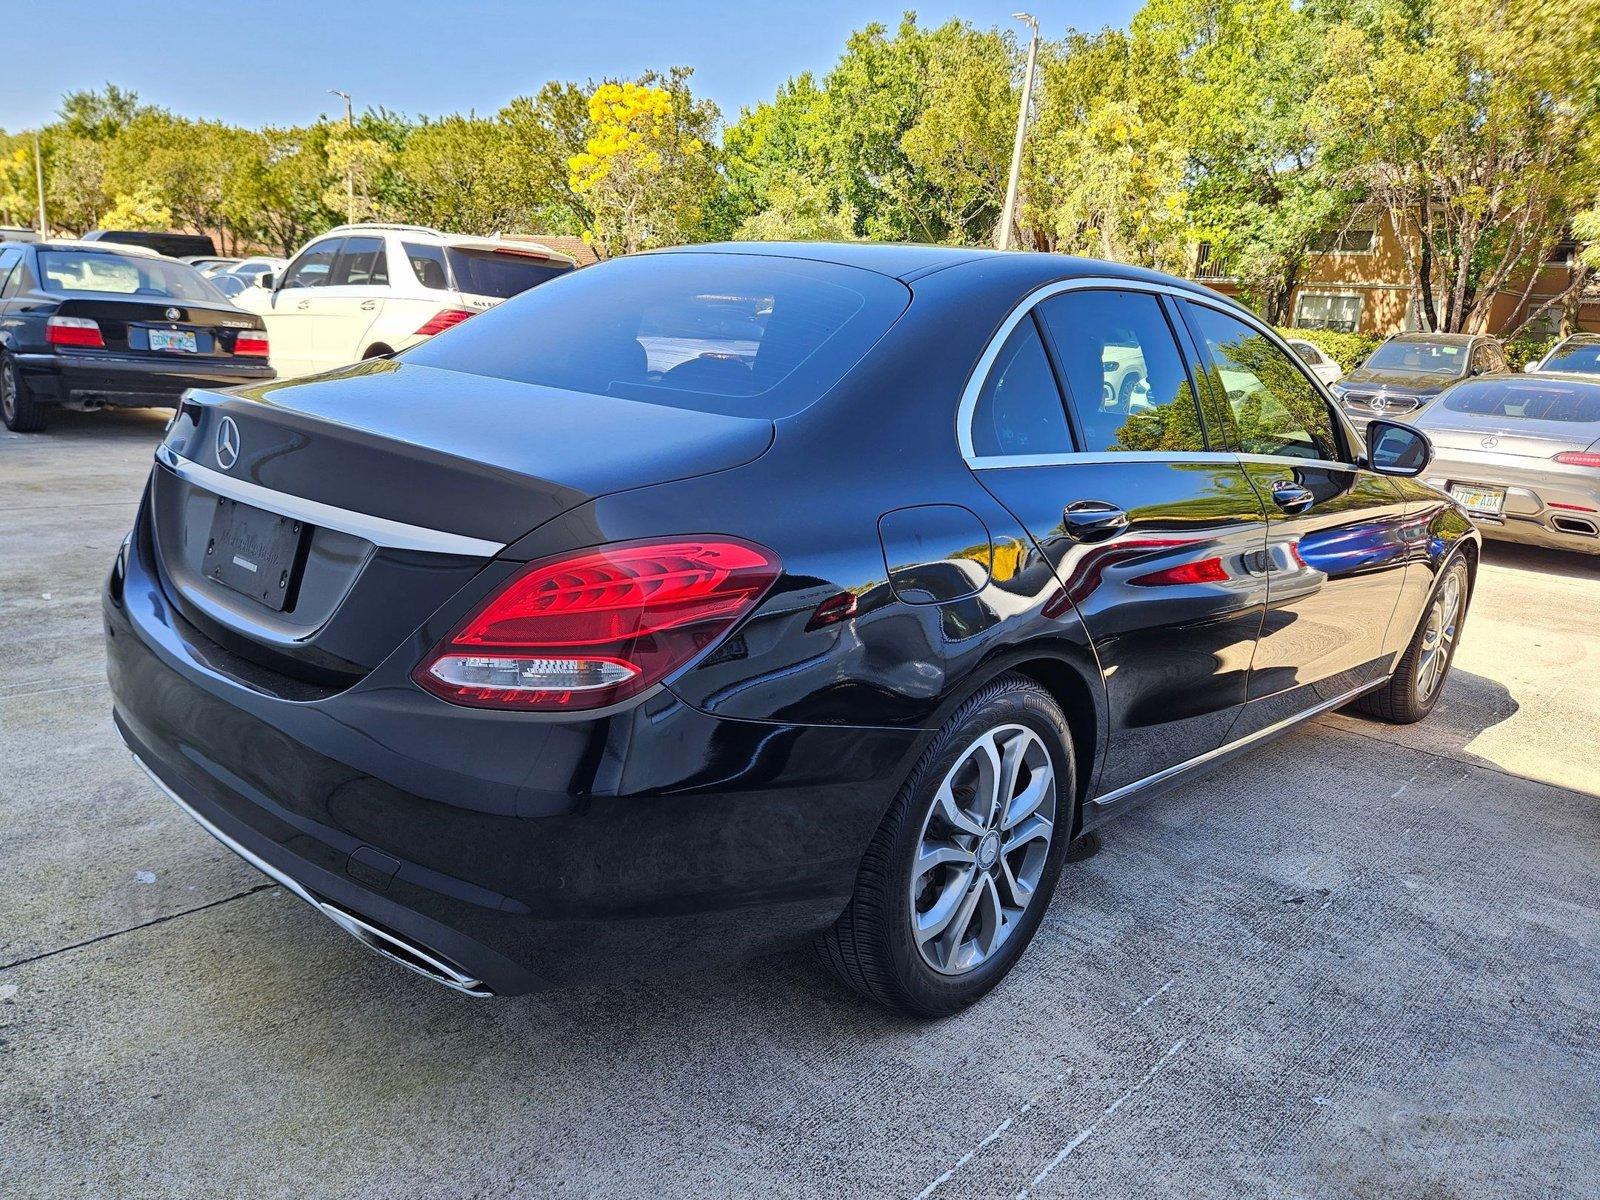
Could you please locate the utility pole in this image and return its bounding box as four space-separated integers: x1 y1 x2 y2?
32 130 47 233
996 12 1040 252
330 89 355 223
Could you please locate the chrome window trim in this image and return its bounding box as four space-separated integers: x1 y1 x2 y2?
154 443 505 558
958 275 1356 469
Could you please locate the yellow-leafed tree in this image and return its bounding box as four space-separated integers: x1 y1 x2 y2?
569 75 718 257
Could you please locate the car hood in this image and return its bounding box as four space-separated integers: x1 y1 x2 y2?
1339 367 1464 393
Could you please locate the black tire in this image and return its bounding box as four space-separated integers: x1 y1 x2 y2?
1 353 47 432
362 344 394 360
1354 555 1471 724
816 675 1077 1017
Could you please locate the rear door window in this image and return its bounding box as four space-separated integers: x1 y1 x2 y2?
402 252 910 417
1185 302 1343 462
281 239 343 289
329 236 388 287
1037 289 1207 452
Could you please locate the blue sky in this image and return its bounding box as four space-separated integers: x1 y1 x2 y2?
2 0 1140 132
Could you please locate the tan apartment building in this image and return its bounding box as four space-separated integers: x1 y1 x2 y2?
1195 210 1598 337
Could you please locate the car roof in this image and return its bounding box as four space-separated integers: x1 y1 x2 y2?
312 224 576 266
653 241 1231 297
1554 332 1600 344
1387 332 1479 345
30 238 163 259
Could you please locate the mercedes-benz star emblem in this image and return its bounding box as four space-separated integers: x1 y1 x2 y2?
165 307 181 321
215 416 241 470
1481 434 1500 450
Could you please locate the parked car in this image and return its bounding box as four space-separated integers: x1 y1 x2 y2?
1527 332 1600 377
0 239 273 432
1414 372 1600 554
1284 336 1345 386
180 256 241 275
230 224 575 379
217 255 287 285
81 229 218 259
107 244 1476 1015
1330 332 1508 419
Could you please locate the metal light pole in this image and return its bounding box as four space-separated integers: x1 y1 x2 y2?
996 12 1040 252
32 130 48 233
330 89 355 223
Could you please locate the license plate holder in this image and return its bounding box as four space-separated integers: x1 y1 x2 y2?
205 497 307 611
150 328 198 353
1448 482 1507 517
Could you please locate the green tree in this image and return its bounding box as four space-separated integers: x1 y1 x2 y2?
1311 0 1600 332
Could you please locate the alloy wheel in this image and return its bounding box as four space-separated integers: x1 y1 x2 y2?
1416 565 1464 702
910 723 1057 976
1 361 14 424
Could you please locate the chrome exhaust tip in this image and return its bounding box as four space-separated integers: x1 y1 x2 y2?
132 753 493 997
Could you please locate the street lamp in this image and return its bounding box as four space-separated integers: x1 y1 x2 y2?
997 12 1041 251
329 89 354 223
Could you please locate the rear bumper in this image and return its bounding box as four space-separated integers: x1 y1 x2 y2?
105 499 918 995
18 350 274 405
1424 454 1600 556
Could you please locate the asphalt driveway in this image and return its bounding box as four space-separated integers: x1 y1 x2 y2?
2 409 1596 1199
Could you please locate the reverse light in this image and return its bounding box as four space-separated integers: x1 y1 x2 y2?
1553 451 1600 469
415 308 476 336
414 537 781 711
46 315 105 349
234 330 270 357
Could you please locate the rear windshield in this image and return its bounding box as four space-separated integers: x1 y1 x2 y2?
1441 378 1600 423
445 248 569 298
38 250 224 302
402 252 911 417
1541 341 1600 375
1363 340 1469 374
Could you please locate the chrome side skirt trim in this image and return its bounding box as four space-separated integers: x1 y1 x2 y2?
154 444 505 558
1088 679 1384 812
132 753 492 997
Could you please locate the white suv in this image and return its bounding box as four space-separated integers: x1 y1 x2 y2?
233 224 576 379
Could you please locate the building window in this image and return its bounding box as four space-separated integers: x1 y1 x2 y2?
1307 216 1379 255
1293 292 1364 333
1546 239 1579 267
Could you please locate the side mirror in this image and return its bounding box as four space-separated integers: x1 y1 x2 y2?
256 272 274 290
1366 419 1432 477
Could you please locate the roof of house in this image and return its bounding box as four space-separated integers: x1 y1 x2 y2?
502 234 601 267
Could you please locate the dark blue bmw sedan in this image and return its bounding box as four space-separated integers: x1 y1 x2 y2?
106 244 1477 1014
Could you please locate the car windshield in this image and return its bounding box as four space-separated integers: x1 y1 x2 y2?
1362 340 1469 374
1541 341 1600 375
445 248 570 299
38 250 225 302
402 252 911 417
1441 378 1600 423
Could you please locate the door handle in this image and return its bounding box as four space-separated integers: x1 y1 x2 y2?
1062 500 1129 543
1271 480 1315 514
297 299 310 310
360 299 376 311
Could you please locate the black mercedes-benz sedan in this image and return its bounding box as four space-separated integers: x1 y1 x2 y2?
106 243 1478 1015
0 240 274 432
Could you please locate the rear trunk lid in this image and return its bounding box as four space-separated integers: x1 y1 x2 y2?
54 296 264 358
148 358 774 684
1421 408 1600 460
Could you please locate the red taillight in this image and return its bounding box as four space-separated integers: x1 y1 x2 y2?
1553 451 1600 468
234 331 269 357
415 308 476 337
1129 556 1229 587
413 537 781 711
45 315 105 349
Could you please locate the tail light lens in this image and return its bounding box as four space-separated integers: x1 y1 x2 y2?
234 331 269 357
415 308 476 337
414 537 781 711
46 315 105 349
1553 451 1600 468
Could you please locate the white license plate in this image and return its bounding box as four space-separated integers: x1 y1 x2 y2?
1448 483 1506 516
149 329 198 353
